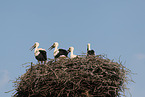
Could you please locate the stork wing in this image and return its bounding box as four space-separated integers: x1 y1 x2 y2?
39 50 47 60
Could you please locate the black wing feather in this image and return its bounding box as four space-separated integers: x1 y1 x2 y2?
36 50 47 61
55 49 68 58
87 50 95 56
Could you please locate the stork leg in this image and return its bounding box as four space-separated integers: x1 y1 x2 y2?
44 61 47 64
54 58 57 62
38 61 40 64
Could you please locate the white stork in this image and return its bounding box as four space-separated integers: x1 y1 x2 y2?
48 42 69 60
87 43 95 56
68 47 79 59
30 42 47 64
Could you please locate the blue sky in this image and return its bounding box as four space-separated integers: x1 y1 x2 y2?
0 0 145 97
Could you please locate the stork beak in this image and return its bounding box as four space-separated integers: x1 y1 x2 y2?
48 44 55 51
30 44 36 51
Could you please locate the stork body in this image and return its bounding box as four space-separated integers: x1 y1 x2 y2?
68 47 78 59
87 43 95 56
49 42 69 60
30 42 47 64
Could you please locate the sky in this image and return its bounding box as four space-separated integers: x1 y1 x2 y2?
0 0 145 97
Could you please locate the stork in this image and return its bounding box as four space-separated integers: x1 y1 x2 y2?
48 42 69 60
30 42 47 64
87 43 95 56
68 47 79 59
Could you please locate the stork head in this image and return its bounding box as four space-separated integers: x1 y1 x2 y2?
30 42 39 51
48 42 59 51
68 47 74 52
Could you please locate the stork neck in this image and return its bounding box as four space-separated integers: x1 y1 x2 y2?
70 50 74 55
34 45 39 53
87 45 91 51
54 45 58 52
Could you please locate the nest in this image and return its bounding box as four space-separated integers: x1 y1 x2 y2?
13 55 131 97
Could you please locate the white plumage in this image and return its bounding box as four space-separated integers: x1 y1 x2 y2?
49 42 69 59
68 47 78 59
87 43 95 56
30 42 47 64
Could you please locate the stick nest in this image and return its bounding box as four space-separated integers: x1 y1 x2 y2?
13 55 131 97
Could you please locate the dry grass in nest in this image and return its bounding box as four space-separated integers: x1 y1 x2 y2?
13 55 132 97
